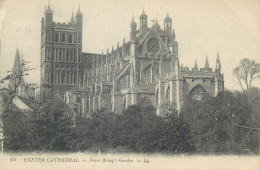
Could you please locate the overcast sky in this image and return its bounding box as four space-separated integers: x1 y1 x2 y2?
0 0 259 90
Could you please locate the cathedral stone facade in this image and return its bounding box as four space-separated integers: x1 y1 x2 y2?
40 5 224 116
40 4 83 100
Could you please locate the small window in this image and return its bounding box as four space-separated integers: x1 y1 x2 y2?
70 49 73 61
62 33 66 42
59 48 62 61
79 32 81 43
69 33 73 43
66 49 69 61
55 32 59 42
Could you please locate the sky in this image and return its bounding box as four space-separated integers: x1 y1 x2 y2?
0 0 259 90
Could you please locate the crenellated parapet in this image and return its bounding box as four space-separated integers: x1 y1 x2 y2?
181 54 223 78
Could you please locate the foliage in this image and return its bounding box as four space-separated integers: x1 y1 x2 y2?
2 85 259 154
181 90 260 154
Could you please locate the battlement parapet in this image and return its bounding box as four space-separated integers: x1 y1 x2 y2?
53 22 78 30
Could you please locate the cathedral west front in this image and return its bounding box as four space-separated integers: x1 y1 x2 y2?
40 4 224 116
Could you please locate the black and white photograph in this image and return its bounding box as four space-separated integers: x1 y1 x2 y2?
0 0 259 169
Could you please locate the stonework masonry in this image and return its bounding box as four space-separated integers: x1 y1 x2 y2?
40 5 224 116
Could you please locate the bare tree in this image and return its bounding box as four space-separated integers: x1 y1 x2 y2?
233 58 260 91
1 58 36 112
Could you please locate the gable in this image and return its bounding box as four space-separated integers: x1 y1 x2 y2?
137 28 170 55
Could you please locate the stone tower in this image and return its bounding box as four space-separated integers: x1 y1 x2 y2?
40 3 83 100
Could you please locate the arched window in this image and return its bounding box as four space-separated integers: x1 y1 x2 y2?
55 32 59 42
59 48 62 61
61 69 65 84
78 49 81 62
189 85 206 100
62 33 66 42
152 62 159 82
57 70 60 84
70 49 73 61
48 68 51 83
67 69 70 84
74 49 77 62
166 87 170 103
70 69 74 84
69 33 73 43
62 49 65 61
56 49 59 61
74 71 77 84
143 64 151 83
53 48 56 61
66 49 69 61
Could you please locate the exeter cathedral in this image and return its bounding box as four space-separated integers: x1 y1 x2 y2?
40 4 224 116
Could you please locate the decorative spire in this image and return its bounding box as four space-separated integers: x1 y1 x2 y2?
12 47 22 76
194 59 198 70
142 8 146 15
215 52 221 73
76 4 82 16
140 8 147 18
166 12 170 18
131 14 137 28
154 17 160 29
45 1 53 14
47 1 51 10
164 12 172 21
71 12 75 23
131 14 135 23
217 52 220 61
117 42 119 49
16 47 19 58
172 29 175 40
204 56 209 69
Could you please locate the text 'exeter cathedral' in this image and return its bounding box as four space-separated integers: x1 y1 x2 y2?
40 4 224 116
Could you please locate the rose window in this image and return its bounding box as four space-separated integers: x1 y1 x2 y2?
147 38 160 53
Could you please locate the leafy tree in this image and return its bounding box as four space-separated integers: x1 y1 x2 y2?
233 58 260 91
181 90 260 154
131 106 163 152
2 111 32 152
114 105 143 149
27 102 74 152
159 103 194 154
87 109 116 151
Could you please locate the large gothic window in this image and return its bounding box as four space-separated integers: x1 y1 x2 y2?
152 62 159 82
118 74 129 90
144 64 151 83
189 85 206 100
